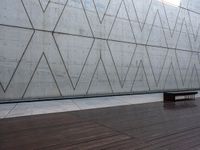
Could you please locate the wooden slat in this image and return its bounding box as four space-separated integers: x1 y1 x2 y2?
1 99 200 149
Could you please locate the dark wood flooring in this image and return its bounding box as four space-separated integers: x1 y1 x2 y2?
1 99 200 150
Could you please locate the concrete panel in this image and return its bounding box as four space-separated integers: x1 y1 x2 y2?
54 34 94 87
0 26 33 90
0 0 32 28
187 0 200 14
23 55 61 98
147 46 168 86
0 0 200 101
55 0 93 36
22 0 67 30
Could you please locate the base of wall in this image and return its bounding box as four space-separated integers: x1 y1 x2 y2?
1 88 200 104
0 93 163 118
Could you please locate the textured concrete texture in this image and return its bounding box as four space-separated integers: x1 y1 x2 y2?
0 0 200 101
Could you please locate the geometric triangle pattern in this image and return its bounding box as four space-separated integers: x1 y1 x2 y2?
55 0 93 36
54 34 94 88
108 41 137 87
87 58 113 95
93 0 111 23
164 63 178 90
176 50 192 85
38 0 50 12
108 0 136 43
1 0 200 101
147 11 168 47
147 46 168 86
131 60 150 92
133 0 152 28
23 54 61 98
176 20 192 51
0 26 33 91
189 65 200 89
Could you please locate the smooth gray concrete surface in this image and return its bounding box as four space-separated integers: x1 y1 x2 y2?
0 0 200 101
0 94 163 118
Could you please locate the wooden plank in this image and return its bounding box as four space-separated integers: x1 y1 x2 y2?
1 99 200 149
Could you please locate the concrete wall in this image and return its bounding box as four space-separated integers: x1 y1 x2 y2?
0 0 200 101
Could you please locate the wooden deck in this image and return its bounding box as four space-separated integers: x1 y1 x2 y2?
1 99 200 150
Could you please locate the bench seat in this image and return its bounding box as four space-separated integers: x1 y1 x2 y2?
164 91 198 102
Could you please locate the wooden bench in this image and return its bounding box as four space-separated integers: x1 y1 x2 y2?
164 91 198 102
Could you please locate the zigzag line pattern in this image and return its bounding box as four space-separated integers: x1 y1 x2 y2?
0 0 200 101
